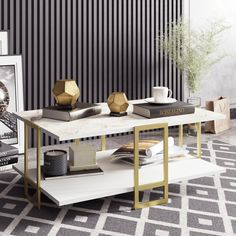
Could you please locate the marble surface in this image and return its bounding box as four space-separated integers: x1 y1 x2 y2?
14 100 225 141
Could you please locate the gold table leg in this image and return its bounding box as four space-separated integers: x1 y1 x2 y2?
178 124 183 147
196 122 201 158
23 122 41 208
24 123 29 198
101 135 106 151
134 123 169 209
75 139 80 145
36 127 41 208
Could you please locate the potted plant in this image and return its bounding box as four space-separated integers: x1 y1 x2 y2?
156 18 230 106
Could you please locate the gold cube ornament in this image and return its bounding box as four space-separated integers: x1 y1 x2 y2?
107 92 129 116
53 80 80 107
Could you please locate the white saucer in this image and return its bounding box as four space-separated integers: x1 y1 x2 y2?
144 97 177 104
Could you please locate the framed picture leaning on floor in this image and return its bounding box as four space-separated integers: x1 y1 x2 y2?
0 55 24 153
0 31 9 55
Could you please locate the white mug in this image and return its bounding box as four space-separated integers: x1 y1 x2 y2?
152 86 172 102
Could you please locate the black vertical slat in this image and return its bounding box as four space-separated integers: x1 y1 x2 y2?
0 0 184 147
9 0 14 54
39 0 43 109
171 0 176 99
103 0 107 100
127 0 132 99
157 0 161 86
86 0 90 102
167 0 171 92
67 0 71 79
34 0 39 110
56 0 61 82
162 0 166 86
146 0 151 97
77 0 82 100
120 0 123 92
27 0 33 146
3 0 8 30
88 0 93 102
61 0 66 80
111 0 115 92
123 0 127 94
44 0 49 108
98 0 103 102
150 0 154 93
15 0 21 54
113 0 118 92
132 0 137 99
72 0 77 83
82 0 87 102
21 0 26 106
143 0 147 98
93 0 97 102
0 0 2 28
108 0 112 94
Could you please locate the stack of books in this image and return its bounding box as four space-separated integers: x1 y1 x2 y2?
110 137 189 167
42 102 102 121
0 141 18 171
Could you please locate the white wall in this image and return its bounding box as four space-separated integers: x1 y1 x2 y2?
184 0 236 107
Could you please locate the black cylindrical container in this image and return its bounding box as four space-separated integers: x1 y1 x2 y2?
43 150 67 176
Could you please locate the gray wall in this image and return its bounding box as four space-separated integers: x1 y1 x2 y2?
0 0 183 146
184 0 236 107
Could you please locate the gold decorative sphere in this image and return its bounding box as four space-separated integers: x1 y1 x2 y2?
107 92 129 113
53 80 80 106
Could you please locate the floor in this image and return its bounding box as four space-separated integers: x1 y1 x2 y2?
198 120 236 145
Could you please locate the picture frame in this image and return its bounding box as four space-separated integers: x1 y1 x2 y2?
0 31 9 55
0 55 24 153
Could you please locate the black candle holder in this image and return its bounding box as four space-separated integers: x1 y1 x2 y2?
43 149 67 177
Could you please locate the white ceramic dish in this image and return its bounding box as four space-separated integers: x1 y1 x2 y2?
144 97 177 104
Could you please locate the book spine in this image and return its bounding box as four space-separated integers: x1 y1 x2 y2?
149 106 195 118
0 164 13 171
0 150 18 158
69 107 102 121
0 156 18 167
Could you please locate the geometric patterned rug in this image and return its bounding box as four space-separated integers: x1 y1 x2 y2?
0 140 236 236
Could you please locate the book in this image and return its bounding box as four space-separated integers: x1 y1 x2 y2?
133 101 195 118
110 137 175 166
69 164 100 172
0 156 18 167
42 102 102 121
0 141 18 158
111 144 189 167
0 164 14 171
41 166 104 180
111 137 174 159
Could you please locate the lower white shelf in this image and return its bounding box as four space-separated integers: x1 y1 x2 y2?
13 150 225 206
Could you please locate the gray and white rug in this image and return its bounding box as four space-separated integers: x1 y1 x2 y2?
0 140 236 236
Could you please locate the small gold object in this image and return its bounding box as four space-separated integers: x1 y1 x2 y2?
107 92 129 116
53 80 80 107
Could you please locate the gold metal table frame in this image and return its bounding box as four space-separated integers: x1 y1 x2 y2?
23 121 201 209
133 123 169 209
133 122 201 209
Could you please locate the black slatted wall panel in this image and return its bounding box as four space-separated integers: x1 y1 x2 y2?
0 0 183 147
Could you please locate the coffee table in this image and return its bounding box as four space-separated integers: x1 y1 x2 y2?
13 100 226 209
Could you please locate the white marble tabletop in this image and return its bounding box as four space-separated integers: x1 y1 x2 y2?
14 100 225 141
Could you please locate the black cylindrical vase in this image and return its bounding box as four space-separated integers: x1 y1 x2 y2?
43 150 67 177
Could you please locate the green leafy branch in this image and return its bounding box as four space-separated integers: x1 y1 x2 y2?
156 18 230 94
